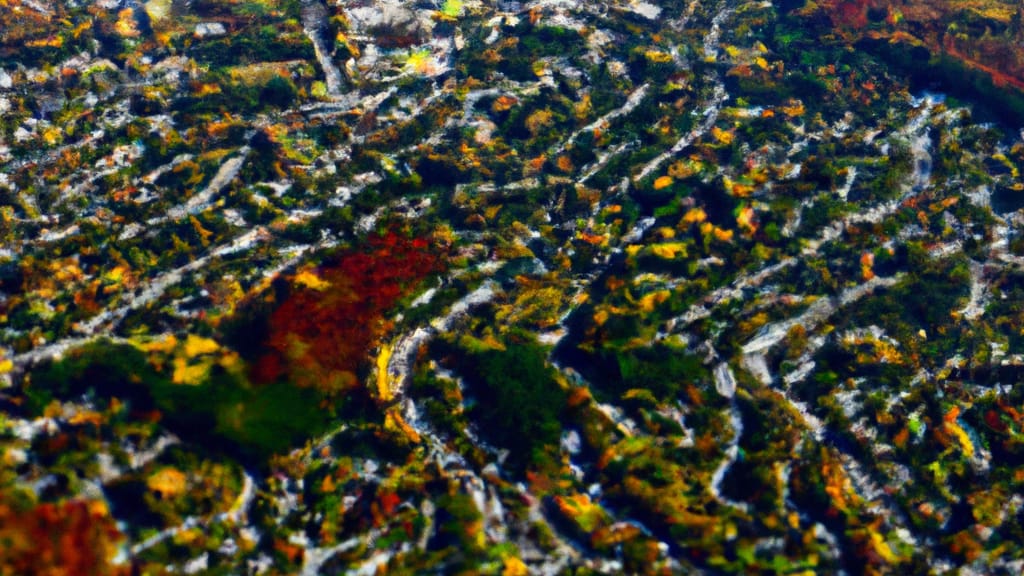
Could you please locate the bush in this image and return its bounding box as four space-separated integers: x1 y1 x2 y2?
259 76 298 109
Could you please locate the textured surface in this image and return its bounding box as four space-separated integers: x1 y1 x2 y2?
1 0 1024 573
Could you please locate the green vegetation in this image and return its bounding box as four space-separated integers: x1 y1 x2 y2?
2 0 1024 572
450 337 567 473
27 341 333 463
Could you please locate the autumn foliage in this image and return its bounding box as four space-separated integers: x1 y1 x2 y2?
253 231 443 392
0 497 126 576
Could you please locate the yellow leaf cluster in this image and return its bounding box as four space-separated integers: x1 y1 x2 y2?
653 226 675 239
138 334 178 354
736 205 757 234
845 331 904 364
648 242 688 259
496 286 565 328
335 32 360 59
992 153 1019 178
294 269 331 291
700 222 734 243
136 333 232 385
668 159 699 179
115 8 140 37
406 49 435 75
26 36 64 48
68 410 104 427
945 419 975 458
525 109 554 136
440 0 463 18
228 64 293 87
723 175 755 197
47 257 84 284
782 100 806 117
194 83 222 97
376 343 394 402
42 127 62 146
574 94 592 120
503 557 529 576
644 50 672 63
822 453 858 513
738 311 769 334
680 207 707 227
385 410 422 444
183 334 219 358
172 357 210 385
638 290 670 312
147 467 187 498
190 215 213 247
710 126 734 145
869 530 899 564
492 95 518 112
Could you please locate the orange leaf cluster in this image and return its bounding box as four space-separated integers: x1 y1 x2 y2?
0 497 126 576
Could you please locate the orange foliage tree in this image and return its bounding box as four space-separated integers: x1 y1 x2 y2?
0 497 127 576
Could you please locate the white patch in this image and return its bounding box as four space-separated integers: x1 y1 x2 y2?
194 22 227 38
629 0 662 19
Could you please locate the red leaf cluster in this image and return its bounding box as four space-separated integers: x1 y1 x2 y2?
833 0 869 29
253 232 443 392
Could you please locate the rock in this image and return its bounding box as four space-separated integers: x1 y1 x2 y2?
628 0 662 20
347 2 432 47
144 0 172 22
194 22 227 38
713 362 737 398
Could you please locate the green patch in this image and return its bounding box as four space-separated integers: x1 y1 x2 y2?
449 338 567 473
27 340 333 464
441 0 463 18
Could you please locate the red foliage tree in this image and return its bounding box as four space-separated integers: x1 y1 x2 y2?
253 231 443 393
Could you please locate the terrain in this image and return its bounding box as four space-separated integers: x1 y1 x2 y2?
1 0 1024 574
